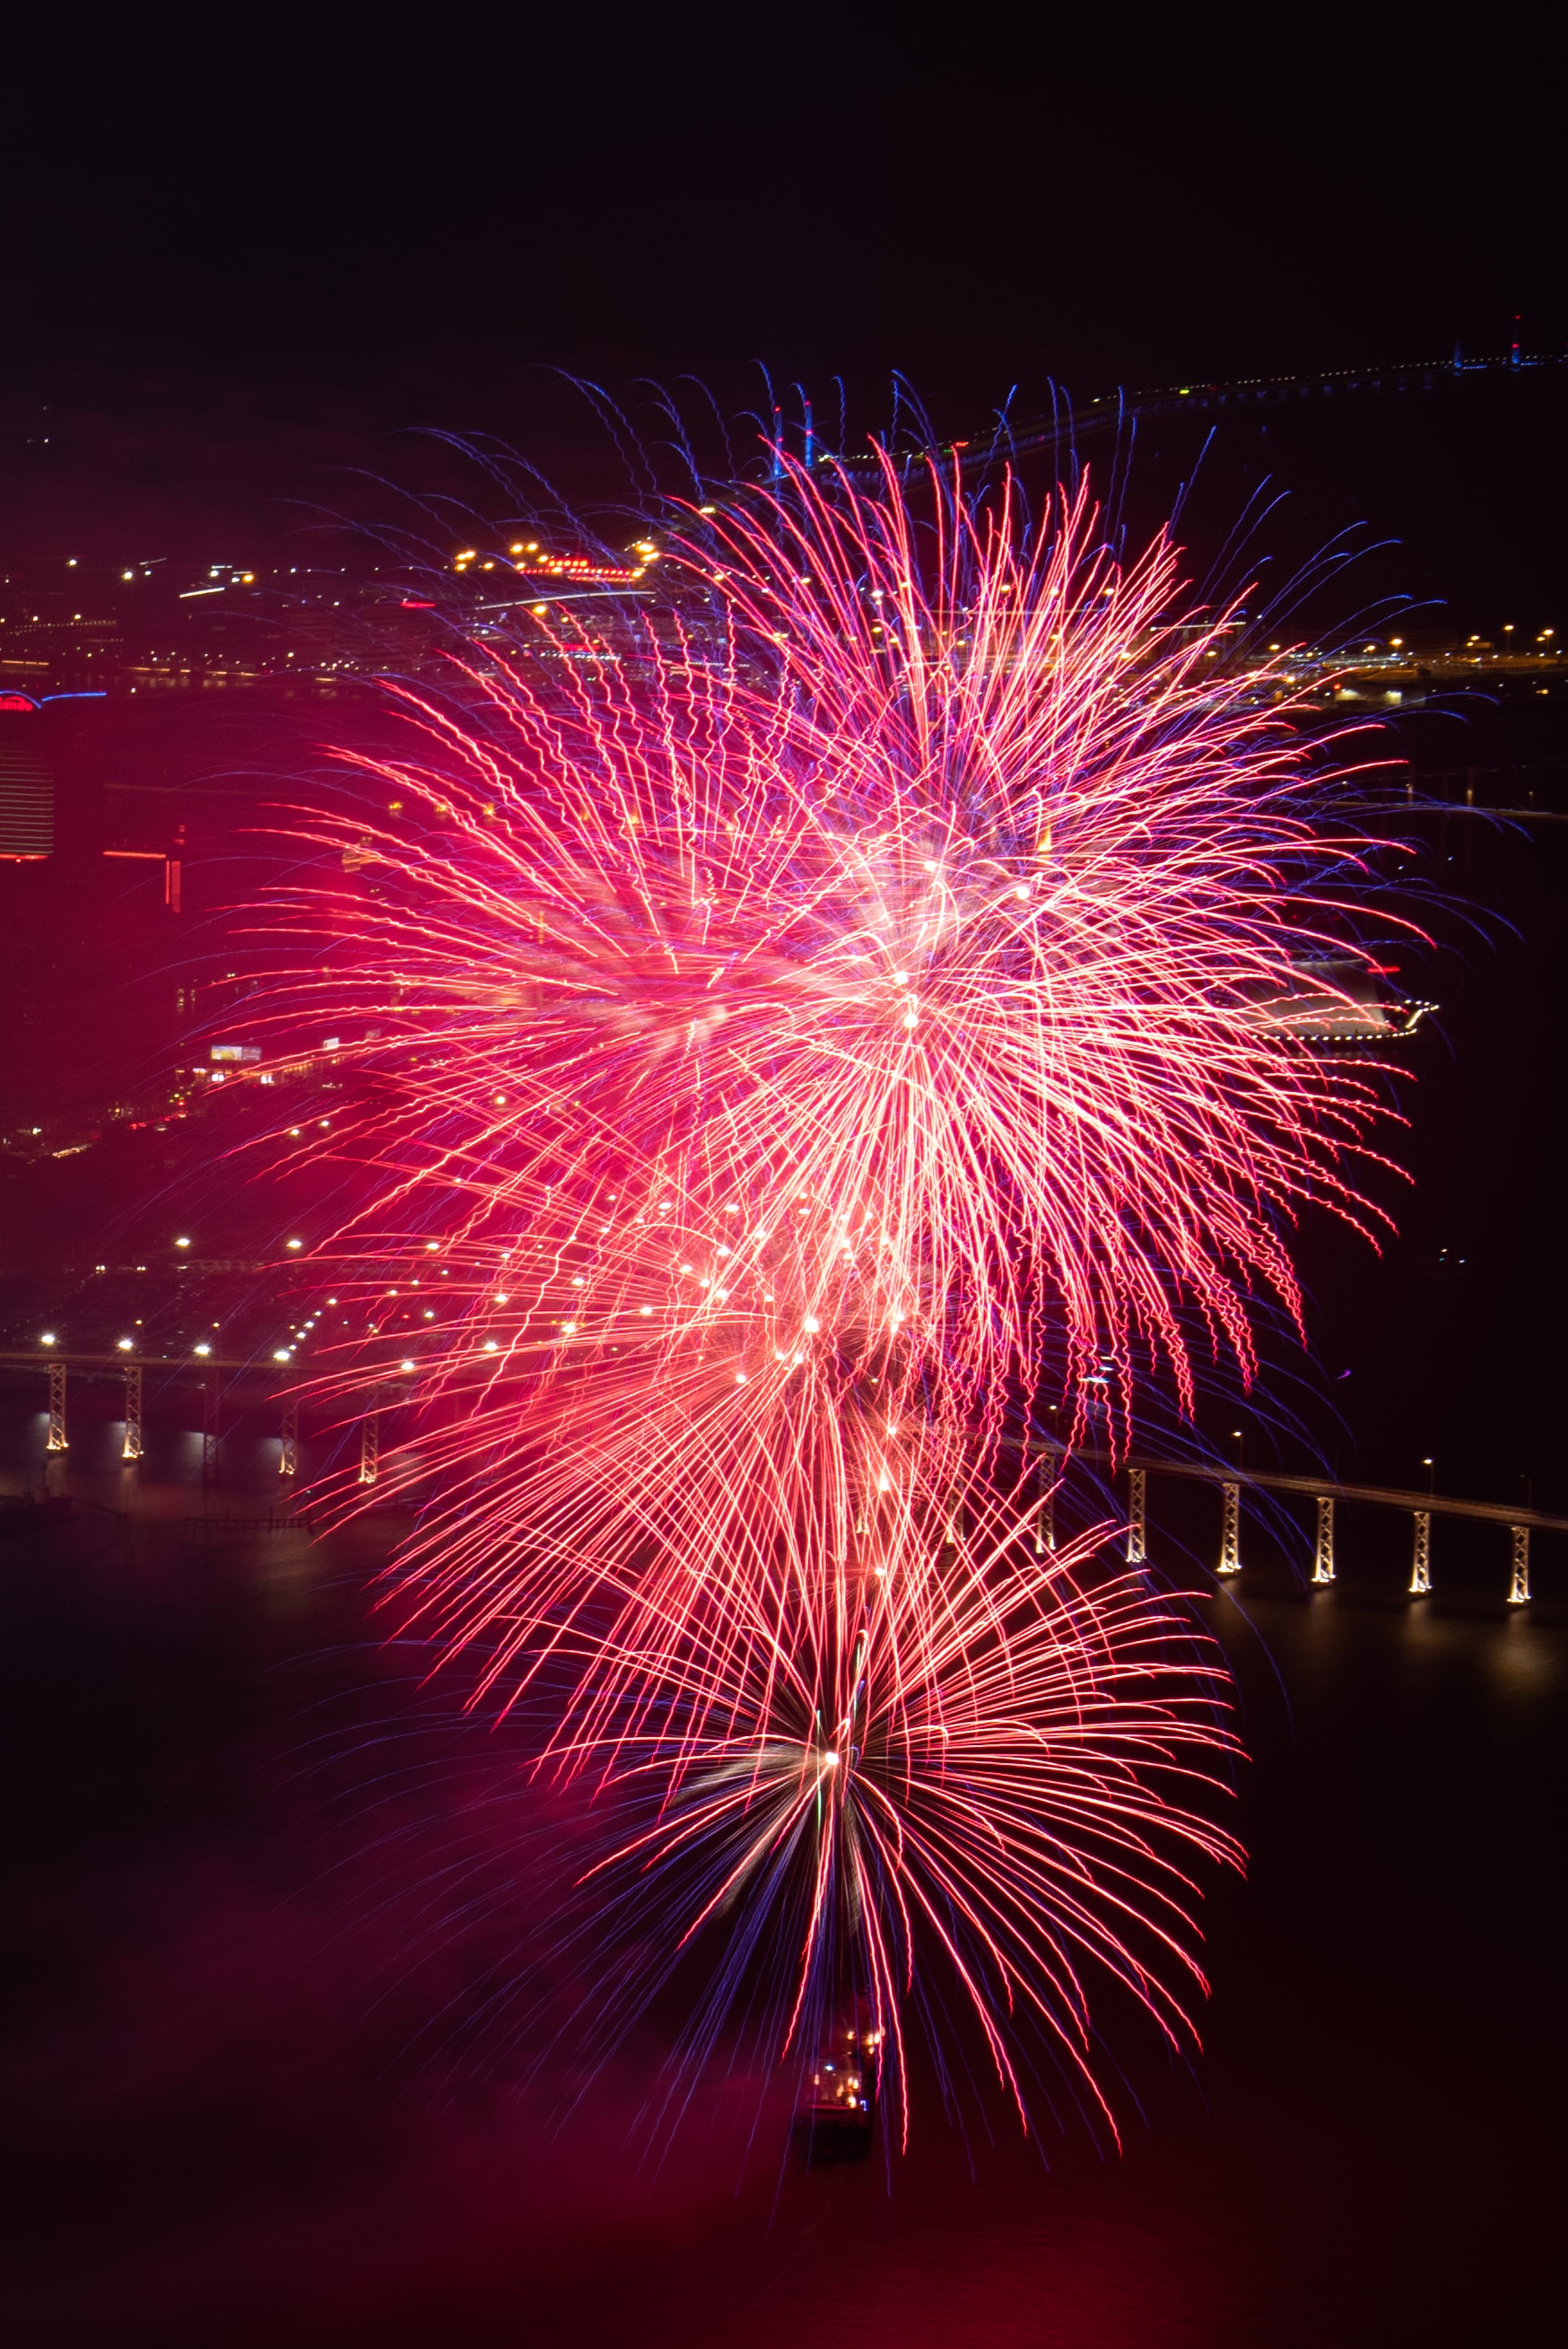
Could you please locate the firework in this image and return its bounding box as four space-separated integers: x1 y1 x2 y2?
261 448 1403 2133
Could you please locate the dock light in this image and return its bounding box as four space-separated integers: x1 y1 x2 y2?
175 1236 191 1249
39 1332 57 1346
117 1338 134 1351
194 1344 211 1357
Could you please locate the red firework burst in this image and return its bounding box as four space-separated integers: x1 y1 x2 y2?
250 451 1407 2132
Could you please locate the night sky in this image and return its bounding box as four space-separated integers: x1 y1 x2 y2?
4 26 1562 563
3 25 1566 2349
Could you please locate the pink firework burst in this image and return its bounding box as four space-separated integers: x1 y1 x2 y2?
251 450 1408 2132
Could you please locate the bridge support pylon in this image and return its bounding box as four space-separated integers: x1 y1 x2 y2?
359 1411 379 1488
46 1359 67 1452
280 1402 299 1480
1126 1468 1146 1565
121 1363 143 1463
1408 1510 1433 1595
1311 1494 1335 1585
1032 1445 1058 1555
1217 1480 1241 1576
1508 1524 1531 1606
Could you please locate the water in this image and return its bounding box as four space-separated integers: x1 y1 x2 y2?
2 1393 1564 2347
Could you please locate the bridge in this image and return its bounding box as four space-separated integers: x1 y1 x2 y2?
0 1347 402 1490
2 1350 1555 1599
1031 1445 1563 1606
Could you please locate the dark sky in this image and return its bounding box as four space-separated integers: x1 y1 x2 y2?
2 22 1560 563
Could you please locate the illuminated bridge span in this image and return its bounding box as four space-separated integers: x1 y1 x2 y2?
837 347 1568 476
0 1349 409 1492
4 1353 1556 1602
1032 1447 1565 1609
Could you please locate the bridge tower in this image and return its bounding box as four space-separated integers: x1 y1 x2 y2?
279 1402 300 1480
1508 1524 1531 1606
1311 1494 1336 1585
1408 1510 1433 1594
201 1370 220 1485
1032 1445 1058 1555
1217 1480 1241 1576
359 1410 379 1487
1126 1468 1146 1564
46 1359 67 1452
121 1363 143 1463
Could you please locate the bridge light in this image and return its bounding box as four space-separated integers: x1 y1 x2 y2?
117 1338 134 1351
39 1332 57 1346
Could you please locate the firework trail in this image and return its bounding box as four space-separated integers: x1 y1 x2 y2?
261 447 1404 2131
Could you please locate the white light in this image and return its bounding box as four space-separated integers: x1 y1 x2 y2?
286 1238 303 1251
273 1349 292 1362
39 1332 56 1346
483 1340 499 1353
424 1243 439 1253
639 1305 652 1316
561 1321 577 1335
117 1338 134 1352
194 1343 211 1358
822 1751 839 1769
400 1358 415 1372
175 1236 191 1248
803 1317 821 1333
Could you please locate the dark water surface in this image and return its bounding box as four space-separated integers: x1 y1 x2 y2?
2 1414 1564 2349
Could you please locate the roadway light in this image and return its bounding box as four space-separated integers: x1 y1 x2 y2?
175 1236 191 1248
194 1343 211 1357
273 1349 292 1363
286 1238 303 1251
39 1332 57 1346
117 1338 134 1351
399 1358 415 1372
